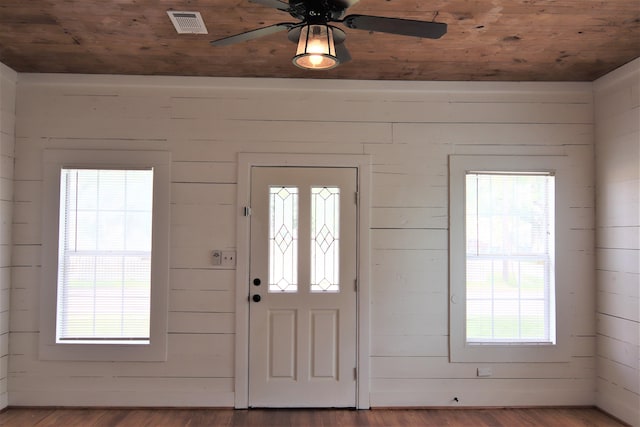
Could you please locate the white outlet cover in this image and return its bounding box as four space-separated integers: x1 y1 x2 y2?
221 251 236 267
477 367 493 377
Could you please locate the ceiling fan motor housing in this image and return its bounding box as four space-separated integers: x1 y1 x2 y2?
288 0 348 22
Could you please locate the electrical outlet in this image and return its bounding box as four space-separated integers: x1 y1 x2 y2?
221 251 236 267
211 250 222 266
477 367 493 377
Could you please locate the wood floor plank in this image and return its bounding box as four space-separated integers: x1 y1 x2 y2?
0 408 55 425
0 407 628 426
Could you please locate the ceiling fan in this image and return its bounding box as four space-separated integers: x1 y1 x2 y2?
210 0 447 70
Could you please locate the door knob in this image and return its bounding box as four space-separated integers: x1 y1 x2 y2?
253 278 261 286
252 294 261 303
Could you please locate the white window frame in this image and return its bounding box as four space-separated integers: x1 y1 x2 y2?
40 149 171 361
449 155 571 363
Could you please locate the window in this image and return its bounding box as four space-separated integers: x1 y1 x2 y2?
465 172 555 344
310 187 340 293
449 155 570 363
268 185 341 293
57 168 154 343
40 150 170 361
269 186 299 293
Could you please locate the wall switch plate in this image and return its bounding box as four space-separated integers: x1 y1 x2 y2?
221 251 236 267
477 367 493 377
211 250 222 266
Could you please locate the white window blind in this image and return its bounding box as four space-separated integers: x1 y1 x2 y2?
56 168 154 343
465 172 555 344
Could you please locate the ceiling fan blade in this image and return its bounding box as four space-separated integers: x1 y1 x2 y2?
336 43 352 64
343 14 447 39
211 23 295 46
248 0 290 11
335 0 360 8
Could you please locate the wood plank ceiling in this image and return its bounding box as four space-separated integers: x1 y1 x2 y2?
0 0 638 81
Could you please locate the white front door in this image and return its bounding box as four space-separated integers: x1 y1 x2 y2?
248 166 358 408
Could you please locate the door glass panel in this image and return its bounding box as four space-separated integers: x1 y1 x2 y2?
311 187 340 293
269 187 298 293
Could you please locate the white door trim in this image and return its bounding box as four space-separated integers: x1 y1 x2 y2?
235 153 371 409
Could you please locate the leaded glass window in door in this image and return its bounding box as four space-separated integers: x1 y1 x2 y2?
269 187 298 292
311 187 340 292
268 185 341 293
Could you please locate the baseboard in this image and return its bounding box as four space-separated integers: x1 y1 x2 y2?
594 406 634 427
371 405 600 410
4 405 235 410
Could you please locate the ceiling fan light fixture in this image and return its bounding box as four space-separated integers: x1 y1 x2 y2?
293 24 339 70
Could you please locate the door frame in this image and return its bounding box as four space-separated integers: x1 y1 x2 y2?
235 153 371 409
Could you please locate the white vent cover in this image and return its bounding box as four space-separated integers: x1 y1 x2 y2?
167 11 208 34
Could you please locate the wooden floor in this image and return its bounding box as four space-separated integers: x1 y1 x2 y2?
0 407 628 427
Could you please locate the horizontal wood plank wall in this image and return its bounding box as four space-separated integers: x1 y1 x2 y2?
0 63 17 410
10 74 596 407
593 58 640 427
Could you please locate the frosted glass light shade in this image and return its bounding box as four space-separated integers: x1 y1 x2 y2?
293 24 339 70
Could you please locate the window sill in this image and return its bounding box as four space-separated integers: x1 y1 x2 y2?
40 340 167 362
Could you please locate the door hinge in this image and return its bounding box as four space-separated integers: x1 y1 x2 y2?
243 206 252 217
354 367 357 380
354 278 358 292
354 191 359 205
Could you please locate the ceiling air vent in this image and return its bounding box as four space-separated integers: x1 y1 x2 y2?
167 11 208 34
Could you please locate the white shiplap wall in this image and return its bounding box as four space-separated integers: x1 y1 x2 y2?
0 63 17 410
594 58 640 427
9 74 596 407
